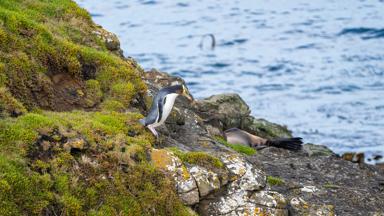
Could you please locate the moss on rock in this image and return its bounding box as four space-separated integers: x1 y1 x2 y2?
267 176 284 186
0 0 146 112
0 87 27 117
169 147 224 169
0 110 190 215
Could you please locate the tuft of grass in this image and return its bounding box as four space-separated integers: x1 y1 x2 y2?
100 99 126 112
323 183 340 189
215 136 256 156
267 176 284 186
110 82 136 105
169 147 224 169
84 79 103 107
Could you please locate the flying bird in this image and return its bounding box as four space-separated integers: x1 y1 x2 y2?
139 84 193 138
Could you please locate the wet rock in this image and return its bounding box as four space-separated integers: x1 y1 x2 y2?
373 155 383 161
230 162 266 191
198 154 269 215
195 93 251 128
290 197 335 216
377 163 384 170
342 152 365 163
188 165 220 197
301 185 319 193
249 190 287 209
303 144 336 157
195 93 292 139
179 189 200 206
219 154 247 181
252 145 384 215
200 189 288 216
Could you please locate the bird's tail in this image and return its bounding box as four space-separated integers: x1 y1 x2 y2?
139 118 146 126
266 137 303 151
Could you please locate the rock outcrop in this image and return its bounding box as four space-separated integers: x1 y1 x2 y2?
143 69 384 216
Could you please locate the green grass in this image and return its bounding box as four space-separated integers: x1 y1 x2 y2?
0 0 146 112
169 147 224 169
267 176 284 186
323 183 340 189
215 136 257 156
0 110 191 215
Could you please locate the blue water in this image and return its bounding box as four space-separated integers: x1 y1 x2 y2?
76 0 384 162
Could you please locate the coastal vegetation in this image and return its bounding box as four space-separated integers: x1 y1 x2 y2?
214 136 257 156
0 1 189 215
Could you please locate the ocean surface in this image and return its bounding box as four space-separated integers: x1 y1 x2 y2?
75 0 384 162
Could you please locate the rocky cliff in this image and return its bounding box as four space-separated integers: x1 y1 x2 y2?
0 1 383 216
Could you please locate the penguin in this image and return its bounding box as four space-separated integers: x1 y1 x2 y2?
224 128 303 151
139 84 193 138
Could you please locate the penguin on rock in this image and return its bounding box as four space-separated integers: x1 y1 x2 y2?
139 84 193 138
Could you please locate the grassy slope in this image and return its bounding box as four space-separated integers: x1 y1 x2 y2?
0 1 190 215
0 0 146 113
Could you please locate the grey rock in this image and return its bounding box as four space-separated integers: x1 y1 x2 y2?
188 165 221 197
93 26 123 56
303 143 336 157
195 93 292 139
150 149 199 205
290 197 335 216
179 188 200 206
249 190 287 209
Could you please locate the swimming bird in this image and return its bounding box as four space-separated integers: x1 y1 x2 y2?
139 84 193 138
224 128 303 151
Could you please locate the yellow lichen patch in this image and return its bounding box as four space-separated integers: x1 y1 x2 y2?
181 165 191 180
150 149 175 170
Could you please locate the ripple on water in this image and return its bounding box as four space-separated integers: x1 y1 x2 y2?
219 38 248 47
338 27 384 40
206 62 231 68
90 13 103 17
139 0 158 5
307 84 361 94
253 83 294 92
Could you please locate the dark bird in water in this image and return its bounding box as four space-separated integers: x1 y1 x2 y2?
139 84 193 138
224 128 303 151
199 33 216 50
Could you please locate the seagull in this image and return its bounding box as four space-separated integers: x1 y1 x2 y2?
139 84 193 138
